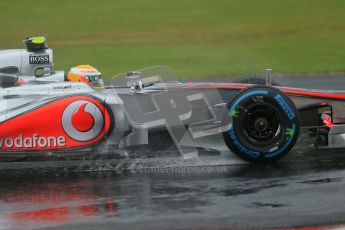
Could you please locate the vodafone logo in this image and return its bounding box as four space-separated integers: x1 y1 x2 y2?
62 100 105 142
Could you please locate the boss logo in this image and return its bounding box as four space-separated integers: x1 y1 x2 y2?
29 55 50 64
62 100 105 142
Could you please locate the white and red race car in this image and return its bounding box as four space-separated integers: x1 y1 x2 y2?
0 37 344 163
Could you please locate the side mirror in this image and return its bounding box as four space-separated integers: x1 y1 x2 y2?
0 75 17 88
35 67 52 78
0 66 19 75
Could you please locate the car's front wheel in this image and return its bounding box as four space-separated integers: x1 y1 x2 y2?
223 86 299 163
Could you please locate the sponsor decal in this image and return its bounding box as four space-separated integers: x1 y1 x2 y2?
71 67 101 75
62 100 104 142
252 95 264 103
29 55 50 64
274 95 295 120
82 70 100 74
265 124 296 158
0 96 111 151
229 128 260 158
53 85 73 90
0 134 65 148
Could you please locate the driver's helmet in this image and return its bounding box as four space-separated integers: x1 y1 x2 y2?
67 65 104 89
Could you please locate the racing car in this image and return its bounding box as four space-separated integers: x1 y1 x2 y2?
0 36 344 163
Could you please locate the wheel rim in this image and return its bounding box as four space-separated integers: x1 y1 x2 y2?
240 104 283 146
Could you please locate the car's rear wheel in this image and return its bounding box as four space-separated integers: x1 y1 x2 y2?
223 86 299 163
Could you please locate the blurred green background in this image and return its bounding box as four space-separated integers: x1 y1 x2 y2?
1 0 345 79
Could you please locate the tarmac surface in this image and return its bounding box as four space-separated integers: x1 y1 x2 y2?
1 75 345 229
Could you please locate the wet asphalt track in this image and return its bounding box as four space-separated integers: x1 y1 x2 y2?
1 75 345 229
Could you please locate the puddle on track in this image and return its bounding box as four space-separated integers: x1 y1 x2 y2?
0 133 345 229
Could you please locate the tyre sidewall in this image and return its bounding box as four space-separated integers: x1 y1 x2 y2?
223 86 299 163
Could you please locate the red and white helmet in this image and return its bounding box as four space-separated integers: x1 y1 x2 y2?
67 65 104 89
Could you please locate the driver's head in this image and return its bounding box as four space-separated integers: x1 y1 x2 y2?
67 65 104 89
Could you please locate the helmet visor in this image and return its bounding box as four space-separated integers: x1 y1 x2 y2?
87 75 104 88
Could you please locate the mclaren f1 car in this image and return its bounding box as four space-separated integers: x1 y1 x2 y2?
0 37 344 163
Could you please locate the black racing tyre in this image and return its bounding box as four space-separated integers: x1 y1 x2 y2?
223 86 299 163
234 75 281 86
